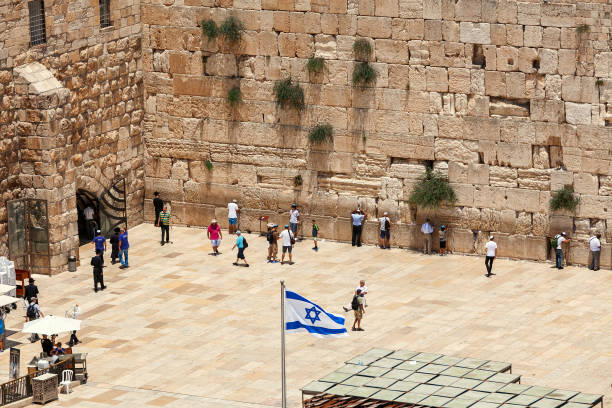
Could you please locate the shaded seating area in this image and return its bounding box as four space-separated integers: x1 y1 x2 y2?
302 349 603 408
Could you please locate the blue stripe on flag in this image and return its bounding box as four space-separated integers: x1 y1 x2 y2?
285 290 344 325
286 321 347 335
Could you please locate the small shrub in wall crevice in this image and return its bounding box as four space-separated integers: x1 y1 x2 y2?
273 78 305 112
550 186 580 213
307 57 325 74
201 19 218 41
308 123 333 145
227 86 242 107
352 62 377 88
220 16 244 43
353 38 373 61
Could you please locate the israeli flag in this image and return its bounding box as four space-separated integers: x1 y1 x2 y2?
285 290 348 338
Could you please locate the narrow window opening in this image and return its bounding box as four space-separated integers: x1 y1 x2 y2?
507 58 514 66
532 59 540 70
100 0 111 28
28 0 46 46
424 160 434 170
472 44 485 68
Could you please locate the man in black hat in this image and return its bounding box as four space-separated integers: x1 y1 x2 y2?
24 278 39 304
110 227 120 264
91 249 106 292
153 192 164 228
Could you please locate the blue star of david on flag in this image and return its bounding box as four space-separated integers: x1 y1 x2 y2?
284 289 347 338
304 306 321 324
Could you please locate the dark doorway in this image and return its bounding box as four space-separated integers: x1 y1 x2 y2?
77 190 101 245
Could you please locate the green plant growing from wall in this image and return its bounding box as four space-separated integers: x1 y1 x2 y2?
201 19 219 41
576 24 590 34
352 62 377 88
294 174 303 187
220 16 244 43
595 79 604 87
227 86 242 107
308 123 333 144
273 78 305 112
353 38 372 61
409 168 457 210
550 186 580 213
307 57 325 74
205 160 214 171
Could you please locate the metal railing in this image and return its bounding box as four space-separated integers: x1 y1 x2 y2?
0 356 74 405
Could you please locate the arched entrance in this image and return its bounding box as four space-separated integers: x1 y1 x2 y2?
76 190 101 245
76 179 128 245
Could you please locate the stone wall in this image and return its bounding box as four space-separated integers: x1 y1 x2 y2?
141 0 612 267
0 0 144 273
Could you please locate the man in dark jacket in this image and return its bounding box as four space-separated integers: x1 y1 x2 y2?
91 249 106 292
153 192 164 227
24 278 39 304
110 227 120 264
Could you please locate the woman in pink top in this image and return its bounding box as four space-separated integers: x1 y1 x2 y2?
207 219 223 255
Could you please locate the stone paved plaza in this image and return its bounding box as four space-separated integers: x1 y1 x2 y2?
0 223 610 407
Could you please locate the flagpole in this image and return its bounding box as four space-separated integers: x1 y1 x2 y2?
281 280 286 408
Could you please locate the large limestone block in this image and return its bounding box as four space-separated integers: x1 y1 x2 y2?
380 177 403 200
391 18 424 40
499 209 516 233
565 102 591 125
438 116 464 139
573 173 599 196
426 67 449 92
455 0 482 22
434 138 479 163
474 186 506 210
459 23 491 44
448 68 470 94
452 183 475 206
205 54 238 76
374 39 408 64
484 71 506 97
314 35 337 59
357 17 392 38
497 143 531 168
448 161 468 183
375 0 398 17
505 188 540 212
480 208 501 232
517 168 550 190
541 2 575 28
600 176 612 196
467 163 489 185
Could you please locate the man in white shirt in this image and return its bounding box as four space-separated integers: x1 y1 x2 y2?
351 209 366 247
589 233 601 271
555 232 570 269
289 204 300 238
421 219 434 254
484 236 497 277
83 205 96 240
379 212 391 249
343 280 368 312
279 225 294 265
227 200 240 235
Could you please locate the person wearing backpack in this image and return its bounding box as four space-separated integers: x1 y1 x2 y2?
379 212 391 249
553 232 570 269
27 297 44 342
351 289 365 331
311 219 319 251
232 231 249 267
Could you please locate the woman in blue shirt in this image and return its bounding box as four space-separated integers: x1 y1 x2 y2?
232 231 249 267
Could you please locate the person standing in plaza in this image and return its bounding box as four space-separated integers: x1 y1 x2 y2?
158 205 171 245
554 232 570 269
421 218 434 254
280 225 294 265
351 289 365 331
439 225 448 256
311 219 319 251
232 231 249 267
24 278 39 305
153 192 164 227
269 224 279 263
110 227 120 264
67 304 81 347
118 227 129 269
91 249 106 292
207 219 222 256
26 298 44 342
379 212 391 249
351 208 366 247
92 229 107 263
484 236 497 277
588 232 601 271
83 204 96 240
289 204 300 240
228 199 240 235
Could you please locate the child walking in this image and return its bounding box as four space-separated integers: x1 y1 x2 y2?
312 219 319 251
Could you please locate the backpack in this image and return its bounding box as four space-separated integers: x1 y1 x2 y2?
267 231 275 243
290 231 295 245
351 295 360 311
242 237 248 249
384 218 390 230
27 304 37 319
551 234 559 248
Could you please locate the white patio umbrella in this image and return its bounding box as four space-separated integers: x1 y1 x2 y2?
22 315 81 336
0 295 21 308
0 284 15 295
